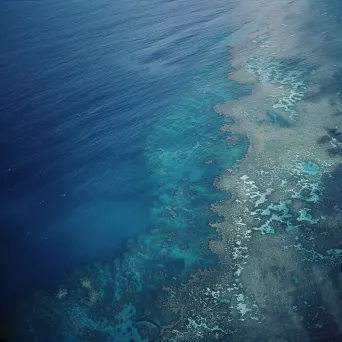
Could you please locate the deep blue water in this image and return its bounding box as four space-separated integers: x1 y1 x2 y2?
0 0 239 317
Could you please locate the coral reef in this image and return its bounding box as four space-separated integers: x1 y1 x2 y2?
246 56 308 121
157 0 342 340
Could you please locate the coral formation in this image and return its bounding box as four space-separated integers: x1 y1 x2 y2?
157 0 342 340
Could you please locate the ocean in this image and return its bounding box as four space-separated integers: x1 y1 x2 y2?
2 0 342 340
0 0 241 326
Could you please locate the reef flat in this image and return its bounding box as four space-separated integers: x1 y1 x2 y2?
158 0 342 341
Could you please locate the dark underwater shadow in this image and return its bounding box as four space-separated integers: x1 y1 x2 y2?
294 157 342 342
